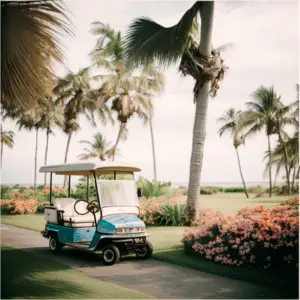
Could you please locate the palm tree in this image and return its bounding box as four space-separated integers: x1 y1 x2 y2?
90 22 164 164
78 132 118 161
218 108 249 198
1 1 72 110
0 126 15 168
53 68 112 186
124 1 228 222
38 97 64 186
4 108 42 189
238 86 283 198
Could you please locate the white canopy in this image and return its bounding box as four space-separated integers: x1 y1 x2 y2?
39 162 141 175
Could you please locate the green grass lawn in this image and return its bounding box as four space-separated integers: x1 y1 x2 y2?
2 193 298 295
1 244 152 299
1 245 152 299
174 192 294 215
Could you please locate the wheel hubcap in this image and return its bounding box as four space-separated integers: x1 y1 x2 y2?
103 249 114 262
50 238 56 250
137 246 147 257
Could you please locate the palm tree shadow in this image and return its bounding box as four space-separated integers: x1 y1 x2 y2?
1 247 98 299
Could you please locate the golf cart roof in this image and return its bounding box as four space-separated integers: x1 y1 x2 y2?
39 162 141 176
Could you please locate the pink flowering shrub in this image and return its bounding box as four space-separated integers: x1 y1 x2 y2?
182 198 299 270
0 193 38 214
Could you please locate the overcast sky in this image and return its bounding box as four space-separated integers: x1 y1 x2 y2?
1 0 299 185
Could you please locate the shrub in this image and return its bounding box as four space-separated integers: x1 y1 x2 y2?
75 176 97 199
280 197 299 209
139 197 184 225
36 201 50 213
0 185 12 199
0 197 38 214
19 189 37 200
273 184 299 195
182 200 299 270
200 187 215 195
156 201 187 226
222 187 245 193
137 177 171 199
0 200 13 214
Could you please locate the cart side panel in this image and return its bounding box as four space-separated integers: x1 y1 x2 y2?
73 227 96 242
46 224 73 243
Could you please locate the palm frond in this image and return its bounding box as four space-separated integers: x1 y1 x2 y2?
2 1 73 109
124 1 203 67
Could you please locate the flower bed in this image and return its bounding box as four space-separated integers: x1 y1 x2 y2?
0 193 38 214
182 197 299 270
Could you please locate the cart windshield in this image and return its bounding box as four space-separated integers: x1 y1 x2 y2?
97 180 139 208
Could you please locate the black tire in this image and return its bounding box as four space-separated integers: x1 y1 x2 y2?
102 245 120 265
136 240 153 259
49 234 62 254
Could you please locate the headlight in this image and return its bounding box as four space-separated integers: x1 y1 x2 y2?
116 227 145 233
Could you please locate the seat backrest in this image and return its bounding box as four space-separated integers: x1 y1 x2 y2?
53 198 76 217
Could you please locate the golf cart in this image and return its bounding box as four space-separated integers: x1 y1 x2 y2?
40 162 152 265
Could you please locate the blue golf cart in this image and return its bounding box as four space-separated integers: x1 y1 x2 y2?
40 162 152 265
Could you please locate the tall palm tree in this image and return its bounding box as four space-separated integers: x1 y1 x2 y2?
53 68 112 186
38 97 64 186
90 22 164 164
124 1 228 222
218 108 249 198
1 1 73 110
4 108 42 189
78 132 118 161
0 126 15 168
238 86 283 198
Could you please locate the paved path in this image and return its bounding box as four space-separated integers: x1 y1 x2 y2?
1 224 285 299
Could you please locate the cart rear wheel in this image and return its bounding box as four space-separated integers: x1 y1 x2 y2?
102 245 120 265
49 234 62 253
136 240 153 259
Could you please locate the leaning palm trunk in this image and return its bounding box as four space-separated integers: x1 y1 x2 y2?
267 135 272 198
277 130 291 194
44 128 50 186
149 113 157 180
34 128 39 190
63 131 73 187
235 148 249 198
112 122 125 162
187 2 215 223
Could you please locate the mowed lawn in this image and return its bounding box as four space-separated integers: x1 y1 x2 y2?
174 192 293 215
1 244 152 299
1 193 298 296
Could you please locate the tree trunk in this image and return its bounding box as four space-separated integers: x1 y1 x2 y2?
34 128 39 190
149 112 157 180
277 130 291 194
63 131 73 187
235 147 249 198
267 135 272 198
44 129 50 187
112 122 125 162
0 139 3 169
291 166 296 192
187 1 215 224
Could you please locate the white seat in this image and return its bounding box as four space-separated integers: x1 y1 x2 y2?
52 198 100 226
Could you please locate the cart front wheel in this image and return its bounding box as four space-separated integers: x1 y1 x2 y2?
136 240 153 259
102 245 120 265
49 234 62 254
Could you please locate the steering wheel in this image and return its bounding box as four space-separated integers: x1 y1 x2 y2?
74 200 100 215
